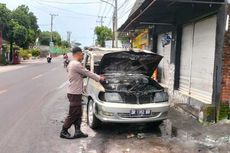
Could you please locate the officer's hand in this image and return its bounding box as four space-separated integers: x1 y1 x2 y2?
100 75 105 81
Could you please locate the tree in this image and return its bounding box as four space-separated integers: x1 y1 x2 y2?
0 3 11 41
39 31 62 46
10 5 39 48
11 5 38 31
94 26 112 47
10 20 28 47
61 40 70 48
52 31 61 46
39 31 50 46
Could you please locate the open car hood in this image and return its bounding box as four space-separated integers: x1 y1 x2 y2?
99 51 163 76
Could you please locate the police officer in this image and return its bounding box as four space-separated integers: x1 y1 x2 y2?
60 47 104 139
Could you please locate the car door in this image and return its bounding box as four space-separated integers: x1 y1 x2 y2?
82 53 91 101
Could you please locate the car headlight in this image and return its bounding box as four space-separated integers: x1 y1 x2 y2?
153 92 169 103
99 92 123 103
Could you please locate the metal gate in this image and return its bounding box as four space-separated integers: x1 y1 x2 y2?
179 16 217 104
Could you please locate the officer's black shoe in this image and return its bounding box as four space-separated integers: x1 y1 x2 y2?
73 130 88 139
60 128 71 139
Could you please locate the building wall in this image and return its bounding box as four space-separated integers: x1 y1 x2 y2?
221 10 230 104
158 15 220 122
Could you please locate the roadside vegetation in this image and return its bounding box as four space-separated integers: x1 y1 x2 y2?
94 26 112 47
0 3 70 63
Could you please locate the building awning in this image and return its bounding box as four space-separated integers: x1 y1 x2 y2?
119 0 225 33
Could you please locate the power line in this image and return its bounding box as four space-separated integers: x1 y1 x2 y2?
119 5 133 20
50 14 58 42
118 0 129 11
101 0 109 17
34 0 98 17
38 0 99 5
97 16 106 26
107 16 112 27
118 1 130 15
97 1 103 17
105 4 113 18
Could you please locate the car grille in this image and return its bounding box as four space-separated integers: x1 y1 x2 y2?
139 95 152 104
124 95 137 104
117 112 160 118
122 94 153 104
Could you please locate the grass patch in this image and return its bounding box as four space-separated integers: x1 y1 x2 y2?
218 104 229 120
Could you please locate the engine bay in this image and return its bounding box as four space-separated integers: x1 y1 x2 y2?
101 73 163 94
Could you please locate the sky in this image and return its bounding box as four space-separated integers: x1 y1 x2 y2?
0 0 136 46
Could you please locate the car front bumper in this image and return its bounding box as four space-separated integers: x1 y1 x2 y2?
94 101 170 123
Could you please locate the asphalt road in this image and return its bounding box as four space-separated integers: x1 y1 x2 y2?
0 57 67 153
0 57 224 153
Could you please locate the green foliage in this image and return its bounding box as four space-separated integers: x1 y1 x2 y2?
19 48 31 60
219 104 229 120
30 48 40 57
52 31 61 46
2 44 10 53
11 5 39 32
39 31 50 46
26 29 36 47
50 47 70 54
9 20 28 47
0 4 39 48
94 26 112 47
60 40 70 48
0 4 11 41
39 31 61 46
119 35 129 44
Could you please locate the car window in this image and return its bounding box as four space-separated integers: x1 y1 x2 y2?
84 54 91 71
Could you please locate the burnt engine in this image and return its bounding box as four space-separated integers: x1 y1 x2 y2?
99 73 167 104
101 73 162 94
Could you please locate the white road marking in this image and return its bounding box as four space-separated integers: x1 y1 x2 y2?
0 90 8 95
32 74 43 80
58 81 69 89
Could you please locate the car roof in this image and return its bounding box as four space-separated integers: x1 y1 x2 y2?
84 48 128 57
84 48 154 57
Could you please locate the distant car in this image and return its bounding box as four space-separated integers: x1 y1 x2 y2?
82 48 170 129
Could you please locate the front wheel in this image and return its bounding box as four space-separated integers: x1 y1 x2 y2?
87 99 101 129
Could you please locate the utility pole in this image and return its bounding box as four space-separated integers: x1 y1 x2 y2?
93 34 95 46
100 0 118 48
114 0 118 48
67 31 72 44
50 14 58 42
112 12 115 48
97 16 106 26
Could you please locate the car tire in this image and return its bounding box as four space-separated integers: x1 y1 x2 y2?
87 99 101 129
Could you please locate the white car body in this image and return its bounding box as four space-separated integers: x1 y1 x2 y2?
82 48 170 128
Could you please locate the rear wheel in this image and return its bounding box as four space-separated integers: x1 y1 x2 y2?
87 99 101 129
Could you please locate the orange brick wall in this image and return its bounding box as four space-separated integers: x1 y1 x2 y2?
221 11 230 104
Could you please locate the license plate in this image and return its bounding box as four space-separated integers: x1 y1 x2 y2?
130 109 151 116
